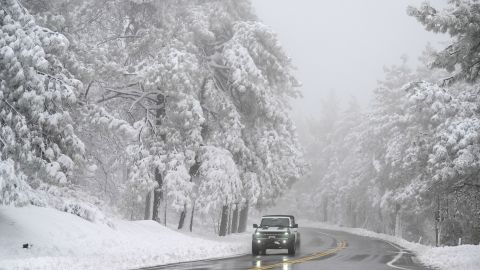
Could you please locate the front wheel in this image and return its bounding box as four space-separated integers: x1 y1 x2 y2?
288 239 296 255
252 243 259 255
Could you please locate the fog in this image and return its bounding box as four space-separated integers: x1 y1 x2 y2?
4 1 480 267
252 0 449 117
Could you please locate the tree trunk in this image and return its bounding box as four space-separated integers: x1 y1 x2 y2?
152 167 164 222
238 202 249 233
144 190 153 220
152 93 166 223
219 205 229 236
184 159 200 231
323 197 329 222
178 204 187 229
189 201 195 232
435 194 441 247
231 204 239 233
227 205 232 235
164 194 167 226
378 207 386 234
348 199 353 227
394 203 401 237
353 210 357 228
130 200 135 220
348 199 357 228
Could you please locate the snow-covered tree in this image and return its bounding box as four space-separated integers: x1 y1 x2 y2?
292 49 480 244
0 0 84 205
196 146 242 235
19 0 306 235
408 0 480 84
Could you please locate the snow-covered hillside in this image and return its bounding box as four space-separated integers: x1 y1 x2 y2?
0 206 250 270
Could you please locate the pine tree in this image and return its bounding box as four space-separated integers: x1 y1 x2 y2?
408 0 480 84
0 0 84 205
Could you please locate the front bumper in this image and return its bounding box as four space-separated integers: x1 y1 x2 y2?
253 237 292 249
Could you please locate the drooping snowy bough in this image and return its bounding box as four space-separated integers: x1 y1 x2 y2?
0 0 84 205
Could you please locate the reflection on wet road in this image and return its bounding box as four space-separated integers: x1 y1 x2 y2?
140 227 432 270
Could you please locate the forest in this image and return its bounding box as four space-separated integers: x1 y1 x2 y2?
2 0 480 249
0 0 306 236
290 3 480 247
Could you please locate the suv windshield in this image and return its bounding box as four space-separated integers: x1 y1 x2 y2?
260 218 290 227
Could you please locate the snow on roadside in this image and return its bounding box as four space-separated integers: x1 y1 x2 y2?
0 206 250 270
301 220 480 270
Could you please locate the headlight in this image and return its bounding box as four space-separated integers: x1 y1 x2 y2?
255 232 262 236
284 231 290 236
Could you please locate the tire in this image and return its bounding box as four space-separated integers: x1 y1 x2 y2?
252 243 259 255
288 239 296 255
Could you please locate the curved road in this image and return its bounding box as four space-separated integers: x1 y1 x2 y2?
140 227 432 270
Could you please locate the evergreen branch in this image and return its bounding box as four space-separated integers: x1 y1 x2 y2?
35 70 69 86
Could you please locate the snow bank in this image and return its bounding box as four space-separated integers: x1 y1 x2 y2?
0 206 250 270
301 220 480 270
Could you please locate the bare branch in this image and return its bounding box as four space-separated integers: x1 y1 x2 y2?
96 93 122 104
128 89 166 113
3 99 22 117
440 76 455 87
96 94 149 112
0 136 6 147
209 61 230 70
84 80 95 99
129 91 153 112
103 88 143 97
97 35 142 46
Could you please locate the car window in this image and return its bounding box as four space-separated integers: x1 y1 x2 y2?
260 218 290 227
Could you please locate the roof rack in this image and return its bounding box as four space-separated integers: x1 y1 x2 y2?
262 215 295 218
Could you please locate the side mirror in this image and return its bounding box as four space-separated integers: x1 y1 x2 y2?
292 224 298 228
253 224 258 228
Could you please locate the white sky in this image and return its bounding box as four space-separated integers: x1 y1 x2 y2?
251 0 450 118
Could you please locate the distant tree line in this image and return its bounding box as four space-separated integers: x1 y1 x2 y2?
294 1 480 246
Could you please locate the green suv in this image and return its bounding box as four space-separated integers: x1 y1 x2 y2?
252 215 300 255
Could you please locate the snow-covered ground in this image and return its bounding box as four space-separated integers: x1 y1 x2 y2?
3 206 478 270
0 206 250 270
301 220 480 270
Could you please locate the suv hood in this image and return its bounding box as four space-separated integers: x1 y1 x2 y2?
256 226 289 232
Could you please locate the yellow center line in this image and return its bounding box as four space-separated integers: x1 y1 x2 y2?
249 240 348 270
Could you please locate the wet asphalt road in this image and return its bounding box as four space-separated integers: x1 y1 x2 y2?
140 227 433 270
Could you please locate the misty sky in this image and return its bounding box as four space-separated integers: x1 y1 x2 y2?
251 0 450 118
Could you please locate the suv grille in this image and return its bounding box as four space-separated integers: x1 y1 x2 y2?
259 232 288 238
262 232 283 236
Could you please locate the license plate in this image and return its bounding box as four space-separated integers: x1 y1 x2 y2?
269 236 276 239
